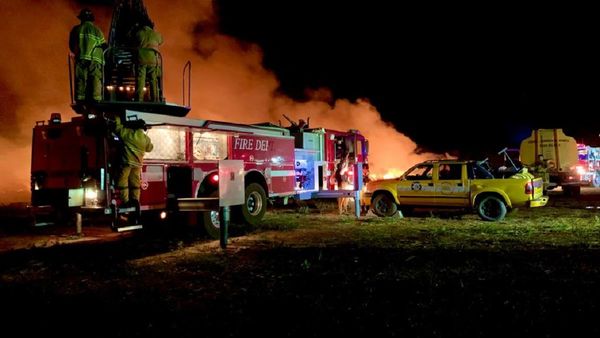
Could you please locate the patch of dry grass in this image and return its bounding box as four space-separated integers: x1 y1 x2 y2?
255 199 600 251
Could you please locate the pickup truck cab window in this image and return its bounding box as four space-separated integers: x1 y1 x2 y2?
405 164 433 180
438 163 462 180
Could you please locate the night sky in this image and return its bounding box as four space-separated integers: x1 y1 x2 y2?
1 0 596 202
214 1 599 157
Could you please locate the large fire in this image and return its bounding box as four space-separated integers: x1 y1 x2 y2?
0 0 443 203
369 168 405 181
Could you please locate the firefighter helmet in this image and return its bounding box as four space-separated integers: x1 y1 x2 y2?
77 8 95 21
126 119 147 130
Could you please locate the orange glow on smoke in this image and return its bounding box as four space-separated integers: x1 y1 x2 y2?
0 1 444 203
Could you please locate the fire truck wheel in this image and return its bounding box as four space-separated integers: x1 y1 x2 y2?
239 183 267 226
476 195 507 221
201 210 221 239
371 193 398 217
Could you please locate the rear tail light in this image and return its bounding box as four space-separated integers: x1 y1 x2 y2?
525 181 533 195
210 173 219 183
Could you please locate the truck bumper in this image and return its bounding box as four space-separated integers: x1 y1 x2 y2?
529 195 549 208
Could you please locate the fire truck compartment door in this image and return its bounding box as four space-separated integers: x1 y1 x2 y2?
68 188 84 207
294 149 319 193
219 160 245 207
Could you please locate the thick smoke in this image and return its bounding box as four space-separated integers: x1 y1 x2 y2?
0 0 440 203
0 1 80 202
146 0 443 174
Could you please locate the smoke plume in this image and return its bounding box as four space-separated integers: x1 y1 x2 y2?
0 0 440 203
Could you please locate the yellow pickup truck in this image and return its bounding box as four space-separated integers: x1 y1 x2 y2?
362 160 548 221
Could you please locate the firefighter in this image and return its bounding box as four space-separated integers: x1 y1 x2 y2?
135 19 163 102
533 154 550 189
333 138 351 189
114 116 154 209
69 8 106 102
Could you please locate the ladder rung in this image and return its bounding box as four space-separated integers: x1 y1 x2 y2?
115 224 143 232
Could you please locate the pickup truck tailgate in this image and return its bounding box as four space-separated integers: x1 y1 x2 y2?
530 177 548 207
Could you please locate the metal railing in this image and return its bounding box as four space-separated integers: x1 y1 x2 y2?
182 60 191 108
68 48 191 109
102 47 164 102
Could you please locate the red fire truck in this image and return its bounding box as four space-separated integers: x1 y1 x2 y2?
577 144 600 187
30 0 368 236
31 110 368 236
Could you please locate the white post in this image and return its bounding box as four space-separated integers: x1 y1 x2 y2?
75 212 83 236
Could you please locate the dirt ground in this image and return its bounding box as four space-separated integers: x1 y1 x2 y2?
2 190 600 337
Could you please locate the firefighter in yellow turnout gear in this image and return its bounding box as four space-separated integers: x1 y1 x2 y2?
135 20 163 102
533 154 550 191
69 8 106 102
114 116 154 208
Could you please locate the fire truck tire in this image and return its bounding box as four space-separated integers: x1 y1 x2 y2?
238 183 267 226
476 195 507 221
201 210 221 239
201 182 268 238
371 193 398 217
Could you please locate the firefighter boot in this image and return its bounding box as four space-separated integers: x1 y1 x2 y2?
131 199 141 225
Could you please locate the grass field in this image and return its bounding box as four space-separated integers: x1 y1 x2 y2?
1 191 600 336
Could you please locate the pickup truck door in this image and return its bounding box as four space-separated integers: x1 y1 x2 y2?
435 163 469 207
397 163 436 205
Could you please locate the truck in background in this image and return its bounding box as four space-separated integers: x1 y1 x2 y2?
519 129 585 196
577 144 600 188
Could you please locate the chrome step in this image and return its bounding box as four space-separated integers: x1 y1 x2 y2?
115 224 143 232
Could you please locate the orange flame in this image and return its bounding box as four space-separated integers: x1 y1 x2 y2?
0 1 448 203
369 168 404 181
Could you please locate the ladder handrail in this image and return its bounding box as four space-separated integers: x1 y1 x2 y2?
182 60 191 108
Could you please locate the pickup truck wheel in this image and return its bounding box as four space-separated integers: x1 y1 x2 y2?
371 194 398 217
476 195 507 221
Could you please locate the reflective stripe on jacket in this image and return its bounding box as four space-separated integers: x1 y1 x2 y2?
69 21 105 64
137 26 163 65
